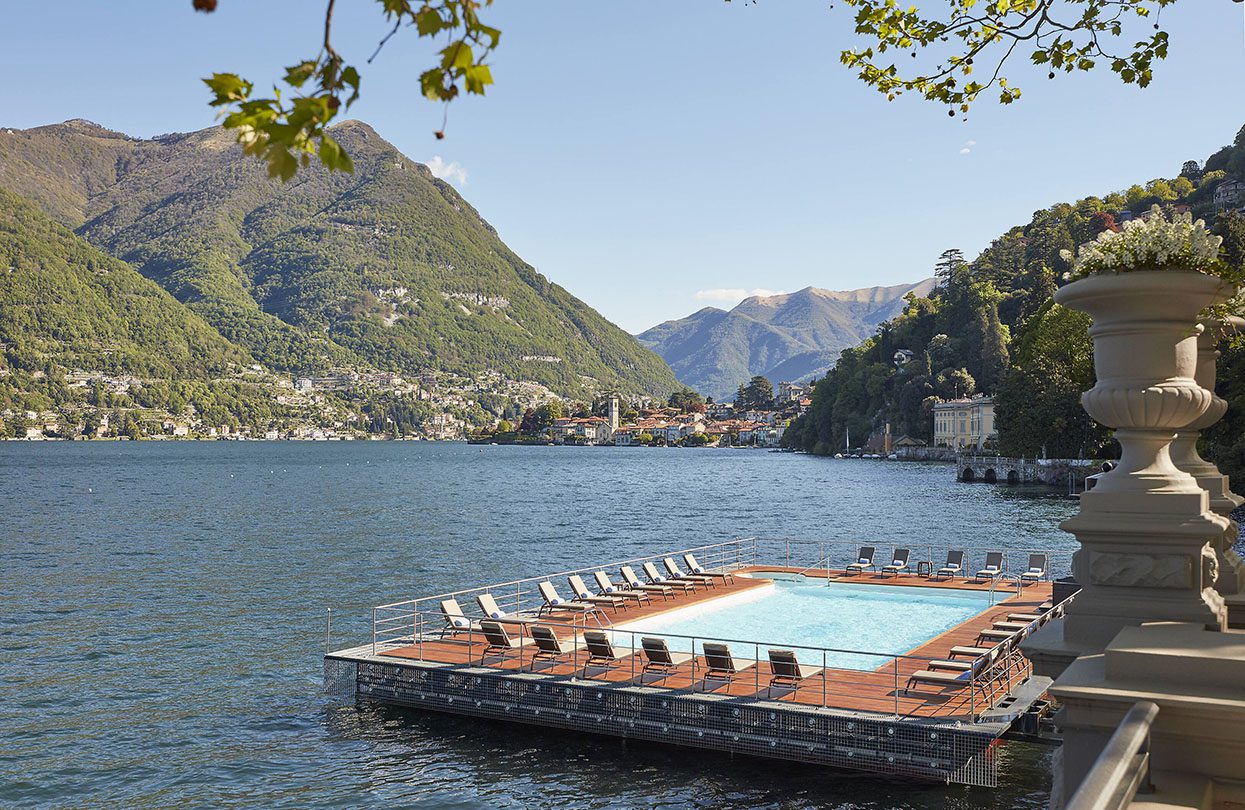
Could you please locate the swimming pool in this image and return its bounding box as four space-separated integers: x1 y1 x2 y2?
614 576 992 669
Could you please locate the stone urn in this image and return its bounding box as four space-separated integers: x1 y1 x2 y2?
1029 270 1231 662
1170 315 1245 601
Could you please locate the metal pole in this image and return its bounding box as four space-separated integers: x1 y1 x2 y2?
822 649 827 708
326 607 332 655
893 657 899 718
372 607 377 656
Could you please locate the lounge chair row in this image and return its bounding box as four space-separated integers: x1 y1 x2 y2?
903 602 1065 694
438 554 736 634
846 547 1049 583
472 622 823 697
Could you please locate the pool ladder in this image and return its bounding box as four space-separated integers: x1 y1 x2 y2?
795 555 834 582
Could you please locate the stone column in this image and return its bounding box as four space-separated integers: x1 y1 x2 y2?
1024 272 1231 677
1169 317 1245 606
1048 622 1245 807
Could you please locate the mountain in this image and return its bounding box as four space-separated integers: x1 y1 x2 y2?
638 280 937 400
0 186 249 377
0 119 679 399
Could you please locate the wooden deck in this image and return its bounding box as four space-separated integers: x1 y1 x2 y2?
380 568 1053 722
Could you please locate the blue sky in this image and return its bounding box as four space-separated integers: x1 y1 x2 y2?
3 1 1244 332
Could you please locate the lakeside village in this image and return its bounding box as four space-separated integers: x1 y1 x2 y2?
0 360 1007 452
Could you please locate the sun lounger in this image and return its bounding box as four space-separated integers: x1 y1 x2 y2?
439 598 480 636
933 550 965 581
621 566 675 599
905 649 996 693
536 581 603 621
975 627 1022 645
1008 613 1042 622
478 620 524 664
1020 553 1048 583
948 644 995 659
567 575 627 612
592 570 652 605
663 557 716 588
926 657 976 672
640 637 693 677
881 548 910 578
476 593 536 625
845 546 875 575
528 625 572 670
683 553 735 584
700 642 754 686
642 561 696 593
975 551 1005 582
582 630 623 675
766 648 822 696
991 621 1031 632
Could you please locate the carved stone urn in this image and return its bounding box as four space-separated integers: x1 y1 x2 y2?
1170 315 1245 602
1025 270 1231 670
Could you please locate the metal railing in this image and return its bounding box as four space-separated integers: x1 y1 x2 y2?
397 609 1034 721
372 538 752 655
748 537 1073 585
1066 701 1158 810
369 537 1072 656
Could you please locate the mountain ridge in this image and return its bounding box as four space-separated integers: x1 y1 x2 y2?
638 279 937 400
0 118 680 399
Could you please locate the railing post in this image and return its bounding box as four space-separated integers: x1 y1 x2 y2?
822 649 827 708
893 657 899 718
326 607 332 655
372 607 377 656
970 665 976 721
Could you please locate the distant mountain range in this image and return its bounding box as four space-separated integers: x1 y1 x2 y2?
0 119 679 399
637 280 937 400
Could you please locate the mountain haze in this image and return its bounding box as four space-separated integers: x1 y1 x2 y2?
0 119 679 399
638 280 937 400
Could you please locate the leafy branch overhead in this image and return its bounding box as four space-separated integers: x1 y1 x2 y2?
838 0 1177 114
199 0 1183 180
199 0 498 181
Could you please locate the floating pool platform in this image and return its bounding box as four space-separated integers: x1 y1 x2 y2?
326 541 1064 787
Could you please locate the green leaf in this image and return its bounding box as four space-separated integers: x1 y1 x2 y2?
283 61 317 88
463 64 493 95
415 7 444 36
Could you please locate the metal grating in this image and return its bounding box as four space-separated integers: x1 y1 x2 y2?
354 659 1000 787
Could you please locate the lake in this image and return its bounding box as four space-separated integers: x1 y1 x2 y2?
0 442 1080 808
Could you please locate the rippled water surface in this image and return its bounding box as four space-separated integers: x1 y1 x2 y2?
1 442 1080 808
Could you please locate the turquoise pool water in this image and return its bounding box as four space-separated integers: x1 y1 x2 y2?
616 575 992 669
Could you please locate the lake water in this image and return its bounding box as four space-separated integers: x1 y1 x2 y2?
1 442 1081 808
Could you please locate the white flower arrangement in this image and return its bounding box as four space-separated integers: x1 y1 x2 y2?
1061 205 1224 278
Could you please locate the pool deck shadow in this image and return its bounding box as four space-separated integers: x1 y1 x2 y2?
379 566 1053 722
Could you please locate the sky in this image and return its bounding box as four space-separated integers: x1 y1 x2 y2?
3 1 1244 333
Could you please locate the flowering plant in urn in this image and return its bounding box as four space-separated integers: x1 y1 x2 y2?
1062 205 1228 278
1052 206 1238 496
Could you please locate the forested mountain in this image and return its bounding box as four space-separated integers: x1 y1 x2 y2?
785 123 1245 483
0 187 291 431
638 280 936 401
0 119 679 399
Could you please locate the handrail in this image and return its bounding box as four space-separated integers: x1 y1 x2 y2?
1066 701 1158 810
374 538 748 611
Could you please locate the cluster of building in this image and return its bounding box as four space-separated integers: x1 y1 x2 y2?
539 387 814 448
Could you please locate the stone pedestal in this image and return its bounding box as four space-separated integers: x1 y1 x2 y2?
1023 272 1231 676
1170 317 1245 610
1048 622 1245 808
